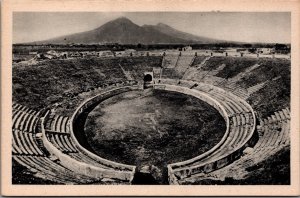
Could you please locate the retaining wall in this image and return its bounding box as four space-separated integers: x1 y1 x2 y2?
153 81 257 184
41 110 135 182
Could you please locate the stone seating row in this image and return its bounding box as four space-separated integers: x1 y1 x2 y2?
260 108 290 126
12 129 44 156
45 132 77 153
12 109 41 133
68 152 116 170
180 109 290 184
13 103 36 114
44 119 119 170
45 114 70 133
13 155 100 184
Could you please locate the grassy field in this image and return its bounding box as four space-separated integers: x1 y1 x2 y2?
84 89 226 184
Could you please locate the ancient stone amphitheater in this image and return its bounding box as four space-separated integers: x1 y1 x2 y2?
12 53 290 184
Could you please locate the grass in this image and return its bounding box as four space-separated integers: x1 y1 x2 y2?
240 58 290 119
215 57 258 79
190 55 207 66
201 56 227 70
117 56 162 80
247 77 290 119
239 58 290 88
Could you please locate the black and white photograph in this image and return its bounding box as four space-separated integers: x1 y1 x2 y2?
1 0 300 196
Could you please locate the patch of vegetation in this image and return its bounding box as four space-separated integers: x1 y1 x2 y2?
117 56 162 80
215 57 258 79
238 58 291 119
239 58 290 88
201 56 227 70
191 55 207 66
247 77 290 119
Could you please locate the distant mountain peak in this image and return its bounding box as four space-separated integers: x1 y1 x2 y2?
113 16 133 23
156 23 171 28
30 17 224 44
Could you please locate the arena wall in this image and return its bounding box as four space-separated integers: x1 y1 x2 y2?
153 81 257 184
69 86 140 174
41 110 135 181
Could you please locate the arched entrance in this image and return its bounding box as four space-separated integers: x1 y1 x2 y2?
143 72 154 89
144 74 152 82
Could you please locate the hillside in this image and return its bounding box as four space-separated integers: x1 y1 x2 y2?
144 23 223 43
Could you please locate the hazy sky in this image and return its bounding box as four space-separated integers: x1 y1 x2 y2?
13 12 291 44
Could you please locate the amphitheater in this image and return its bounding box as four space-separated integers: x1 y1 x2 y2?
12 52 290 185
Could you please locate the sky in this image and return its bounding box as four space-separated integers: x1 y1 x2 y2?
13 12 291 44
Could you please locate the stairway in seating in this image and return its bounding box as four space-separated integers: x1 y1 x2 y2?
196 56 211 69
247 81 269 96
162 55 179 68
230 64 260 82
175 55 195 76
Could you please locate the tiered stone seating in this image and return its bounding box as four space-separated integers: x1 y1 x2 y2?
44 111 130 171
68 152 116 170
191 56 210 68
45 132 77 153
45 114 70 133
12 107 41 133
12 102 135 184
12 129 44 156
13 155 101 184
155 79 256 184
181 108 290 184
12 105 100 184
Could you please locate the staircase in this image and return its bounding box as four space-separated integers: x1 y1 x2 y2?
162 55 179 68
247 81 269 95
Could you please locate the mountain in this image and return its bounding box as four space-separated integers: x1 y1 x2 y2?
31 17 222 44
144 23 223 43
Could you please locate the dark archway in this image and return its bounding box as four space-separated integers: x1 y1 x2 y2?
144 74 152 82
